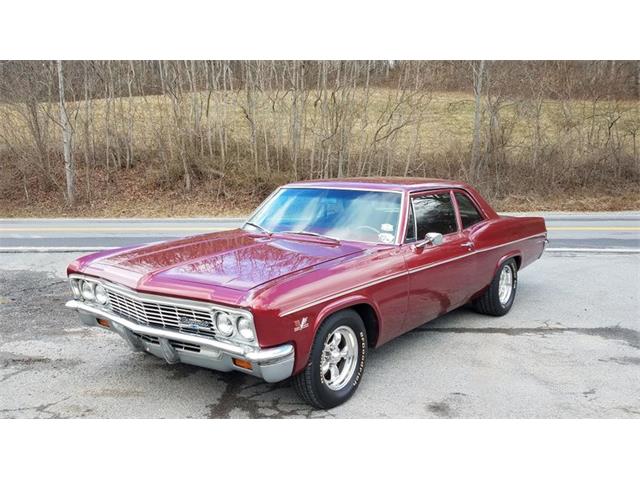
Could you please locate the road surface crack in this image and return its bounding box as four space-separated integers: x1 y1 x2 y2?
0 396 71 419
206 373 332 419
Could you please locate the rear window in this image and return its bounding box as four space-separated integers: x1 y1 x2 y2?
455 192 484 229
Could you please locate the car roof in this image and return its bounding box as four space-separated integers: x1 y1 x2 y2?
284 177 472 193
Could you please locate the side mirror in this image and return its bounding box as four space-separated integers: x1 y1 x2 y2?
412 232 444 251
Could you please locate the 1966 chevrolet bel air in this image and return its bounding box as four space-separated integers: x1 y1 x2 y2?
66 178 547 408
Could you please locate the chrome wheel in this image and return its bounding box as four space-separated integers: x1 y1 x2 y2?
320 325 358 391
498 264 514 305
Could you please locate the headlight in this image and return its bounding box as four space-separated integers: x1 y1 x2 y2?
215 311 234 337
237 317 255 341
94 284 108 305
81 281 95 301
70 280 81 299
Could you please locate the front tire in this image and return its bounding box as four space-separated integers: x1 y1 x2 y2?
473 258 518 316
293 309 367 409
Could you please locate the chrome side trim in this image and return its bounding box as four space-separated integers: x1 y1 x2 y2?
279 232 547 317
407 251 475 275
476 232 547 253
395 190 407 244
407 232 546 276
284 185 405 193
280 269 409 317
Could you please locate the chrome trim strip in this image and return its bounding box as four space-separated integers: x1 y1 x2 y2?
395 190 407 244
284 185 405 193
475 232 547 253
407 251 475 275
279 270 407 317
407 232 546 275
279 232 547 317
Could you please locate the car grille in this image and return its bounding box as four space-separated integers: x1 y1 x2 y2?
132 332 201 353
106 288 217 338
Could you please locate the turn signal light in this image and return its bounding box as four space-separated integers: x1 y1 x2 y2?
233 358 252 370
97 318 110 328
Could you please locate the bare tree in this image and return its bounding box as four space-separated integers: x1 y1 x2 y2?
470 60 485 182
1 60 638 215
57 60 75 205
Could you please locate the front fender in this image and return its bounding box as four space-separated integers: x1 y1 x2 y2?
288 294 381 375
313 294 381 333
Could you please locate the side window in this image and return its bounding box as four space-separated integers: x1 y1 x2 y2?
455 192 484 229
411 193 457 240
405 203 416 242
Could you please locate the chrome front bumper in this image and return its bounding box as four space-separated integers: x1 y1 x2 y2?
65 300 294 383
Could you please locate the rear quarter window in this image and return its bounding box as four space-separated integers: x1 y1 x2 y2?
455 192 484 229
412 193 457 238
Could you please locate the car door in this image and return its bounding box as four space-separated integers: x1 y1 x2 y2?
401 190 477 332
451 189 491 296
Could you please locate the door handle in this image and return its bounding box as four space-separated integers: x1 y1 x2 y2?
461 241 474 250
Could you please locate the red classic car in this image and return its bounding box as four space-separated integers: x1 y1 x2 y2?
66 178 547 408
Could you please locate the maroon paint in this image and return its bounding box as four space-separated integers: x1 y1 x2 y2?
67 178 547 375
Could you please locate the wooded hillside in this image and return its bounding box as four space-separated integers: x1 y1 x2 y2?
1 60 638 216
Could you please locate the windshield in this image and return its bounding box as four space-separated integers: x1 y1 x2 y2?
245 187 402 244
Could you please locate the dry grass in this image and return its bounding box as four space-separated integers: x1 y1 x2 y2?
2 164 638 218
1 88 639 217
2 89 637 157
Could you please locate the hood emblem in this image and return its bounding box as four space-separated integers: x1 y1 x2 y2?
294 317 309 332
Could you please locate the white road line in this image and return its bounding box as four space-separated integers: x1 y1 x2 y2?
546 248 640 253
0 247 114 252
2 246 639 254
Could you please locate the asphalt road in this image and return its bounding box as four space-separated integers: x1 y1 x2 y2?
1 213 639 418
1 212 639 251
0 249 638 418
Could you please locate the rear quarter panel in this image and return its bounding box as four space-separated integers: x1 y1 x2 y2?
468 215 547 297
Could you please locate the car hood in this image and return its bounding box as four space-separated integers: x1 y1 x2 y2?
77 229 365 293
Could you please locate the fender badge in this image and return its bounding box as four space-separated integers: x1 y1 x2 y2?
294 317 309 332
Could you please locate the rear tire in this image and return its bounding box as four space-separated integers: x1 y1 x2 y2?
473 258 518 316
293 309 367 409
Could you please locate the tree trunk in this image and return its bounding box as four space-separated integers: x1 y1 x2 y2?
57 60 75 205
470 60 485 182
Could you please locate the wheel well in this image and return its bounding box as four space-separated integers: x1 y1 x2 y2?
513 255 522 270
350 303 379 347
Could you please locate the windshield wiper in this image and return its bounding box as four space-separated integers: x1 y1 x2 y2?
244 221 271 235
279 230 341 244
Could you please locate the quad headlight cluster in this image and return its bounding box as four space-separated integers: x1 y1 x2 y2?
69 275 257 344
70 278 108 305
214 310 256 342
